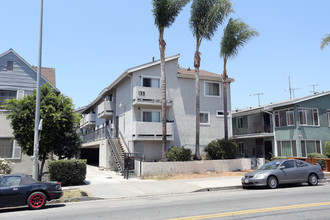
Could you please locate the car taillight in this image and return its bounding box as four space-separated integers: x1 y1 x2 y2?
55 182 62 190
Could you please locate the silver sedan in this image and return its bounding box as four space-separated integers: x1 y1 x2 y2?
242 159 325 189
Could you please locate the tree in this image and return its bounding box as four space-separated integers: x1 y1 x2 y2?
220 18 258 140
321 34 330 50
189 0 232 159
3 83 81 179
152 0 190 161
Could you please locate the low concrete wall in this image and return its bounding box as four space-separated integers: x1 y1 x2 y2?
141 158 251 176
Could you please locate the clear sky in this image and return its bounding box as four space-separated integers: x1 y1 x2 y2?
1 0 329 110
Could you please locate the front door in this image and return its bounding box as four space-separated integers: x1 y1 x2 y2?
265 141 273 161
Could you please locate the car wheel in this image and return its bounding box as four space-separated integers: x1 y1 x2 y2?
27 192 46 210
308 173 318 186
267 176 278 189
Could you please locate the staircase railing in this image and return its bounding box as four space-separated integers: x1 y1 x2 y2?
119 130 129 153
105 128 124 173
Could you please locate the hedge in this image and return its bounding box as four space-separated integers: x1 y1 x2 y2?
48 159 87 186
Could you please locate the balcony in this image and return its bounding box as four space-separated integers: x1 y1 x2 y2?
233 124 273 137
132 86 172 107
132 121 174 141
97 100 114 119
80 112 96 129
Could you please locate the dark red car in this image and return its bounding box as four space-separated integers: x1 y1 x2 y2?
0 173 62 209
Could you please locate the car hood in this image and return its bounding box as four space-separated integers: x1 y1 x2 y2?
244 170 272 177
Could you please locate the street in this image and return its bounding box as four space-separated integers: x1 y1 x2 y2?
1 182 330 220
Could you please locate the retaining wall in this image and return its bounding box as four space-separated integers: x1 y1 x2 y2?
141 158 251 176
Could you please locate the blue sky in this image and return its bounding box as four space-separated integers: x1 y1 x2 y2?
1 0 329 110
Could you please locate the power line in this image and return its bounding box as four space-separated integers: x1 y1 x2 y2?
250 93 264 107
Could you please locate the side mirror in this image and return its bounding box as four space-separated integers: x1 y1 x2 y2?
279 166 285 170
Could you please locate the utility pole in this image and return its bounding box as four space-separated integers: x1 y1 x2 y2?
250 93 263 107
33 0 43 181
288 77 292 99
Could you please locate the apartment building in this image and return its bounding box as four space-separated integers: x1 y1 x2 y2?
232 92 330 165
79 54 234 170
0 49 58 160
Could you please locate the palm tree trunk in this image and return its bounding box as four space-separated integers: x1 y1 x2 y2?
194 43 201 160
159 28 167 161
223 57 228 140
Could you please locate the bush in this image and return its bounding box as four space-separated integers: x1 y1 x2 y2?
325 142 330 158
307 153 326 170
0 158 12 174
204 139 237 160
166 146 192 161
48 159 87 186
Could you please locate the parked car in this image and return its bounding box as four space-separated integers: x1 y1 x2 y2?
242 159 324 189
0 173 62 209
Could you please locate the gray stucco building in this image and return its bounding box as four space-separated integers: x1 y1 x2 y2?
79 54 234 170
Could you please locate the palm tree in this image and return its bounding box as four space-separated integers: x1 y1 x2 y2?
321 34 330 50
220 18 259 140
190 0 232 159
152 0 190 161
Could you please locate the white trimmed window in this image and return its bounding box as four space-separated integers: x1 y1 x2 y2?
236 117 243 128
298 108 319 126
216 111 230 117
0 90 16 109
277 140 297 157
204 81 220 97
300 140 321 157
141 76 160 88
274 108 294 127
327 110 330 126
200 112 210 125
0 138 13 159
142 110 161 122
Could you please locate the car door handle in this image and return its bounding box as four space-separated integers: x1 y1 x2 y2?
13 188 18 191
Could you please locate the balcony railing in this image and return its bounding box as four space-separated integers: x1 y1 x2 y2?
82 127 108 143
132 86 172 106
132 121 174 141
80 112 96 129
233 124 273 136
97 100 114 119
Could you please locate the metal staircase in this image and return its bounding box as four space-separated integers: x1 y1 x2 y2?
105 128 124 173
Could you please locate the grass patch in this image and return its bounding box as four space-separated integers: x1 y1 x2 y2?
141 171 250 180
58 189 89 202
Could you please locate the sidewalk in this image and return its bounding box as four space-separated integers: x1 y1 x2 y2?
64 165 243 199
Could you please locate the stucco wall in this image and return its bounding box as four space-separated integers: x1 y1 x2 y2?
141 158 251 176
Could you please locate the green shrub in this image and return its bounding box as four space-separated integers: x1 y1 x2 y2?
166 146 192 161
0 157 12 174
325 142 330 158
204 139 237 160
307 153 326 170
48 159 87 186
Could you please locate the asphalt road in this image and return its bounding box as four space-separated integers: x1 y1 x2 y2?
1 182 330 220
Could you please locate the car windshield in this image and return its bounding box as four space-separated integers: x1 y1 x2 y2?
259 160 281 170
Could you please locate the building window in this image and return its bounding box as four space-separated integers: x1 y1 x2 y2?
216 111 230 117
274 108 294 127
328 110 330 126
298 108 319 126
7 61 13 71
200 112 210 125
142 111 161 122
204 82 220 97
238 143 245 158
142 76 160 88
0 90 16 109
236 117 243 128
301 140 321 157
277 140 297 157
0 138 13 158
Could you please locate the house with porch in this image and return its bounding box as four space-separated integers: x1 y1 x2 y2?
232 91 330 167
78 54 234 171
0 48 58 161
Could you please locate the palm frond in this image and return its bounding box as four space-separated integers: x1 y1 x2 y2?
220 18 259 59
321 34 330 50
152 0 190 29
190 0 233 42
